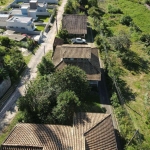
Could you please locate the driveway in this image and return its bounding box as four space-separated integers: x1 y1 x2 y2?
0 0 68 135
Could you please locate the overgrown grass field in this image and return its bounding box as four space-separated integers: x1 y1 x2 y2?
100 0 150 147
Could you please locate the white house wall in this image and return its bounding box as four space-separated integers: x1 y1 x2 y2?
6 20 34 31
0 21 7 27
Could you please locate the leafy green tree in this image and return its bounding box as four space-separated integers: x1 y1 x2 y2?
37 57 55 76
18 76 59 123
0 67 8 81
88 0 97 7
64 0 79 14
52 65 89 102
0 37 11 47
109 31 131 51
57 29 70 44
120 15 132 26
52 90 81 124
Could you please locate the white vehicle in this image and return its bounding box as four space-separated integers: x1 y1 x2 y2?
71 37 87 44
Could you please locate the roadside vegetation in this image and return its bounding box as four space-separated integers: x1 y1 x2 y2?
0 37 25 83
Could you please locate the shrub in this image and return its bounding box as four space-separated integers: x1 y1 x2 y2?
120 15 133 26
140 34 150 46
108 4 122 14
145 0 150 5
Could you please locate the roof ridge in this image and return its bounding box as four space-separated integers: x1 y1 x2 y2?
88 59 100 73
55 60 63 69
83 114 111 136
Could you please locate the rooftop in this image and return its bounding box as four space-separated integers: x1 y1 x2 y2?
2 113 118 150
0 14 9 18
53 45 101 81
62 14 87 34
7 16 32 23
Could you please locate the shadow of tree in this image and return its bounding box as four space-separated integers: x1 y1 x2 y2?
117 78 137 102
120 50 149 73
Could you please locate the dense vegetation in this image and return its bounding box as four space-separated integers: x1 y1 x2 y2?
0 37 25 83
18 51 103 125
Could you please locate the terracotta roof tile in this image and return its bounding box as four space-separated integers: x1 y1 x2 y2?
2 124 73 150
62 15 87 34
2 113 118 150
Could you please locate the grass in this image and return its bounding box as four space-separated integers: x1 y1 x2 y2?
35 25 45 31
24 54 32 64
0 0 14 8
36 16 50 23
0 111 22 145
101 0 150 147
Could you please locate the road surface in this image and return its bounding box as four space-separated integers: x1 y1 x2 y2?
0 0 68 134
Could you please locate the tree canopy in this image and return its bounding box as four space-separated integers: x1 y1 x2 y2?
18 65 89 124
0 37 25 82
37 57 55 76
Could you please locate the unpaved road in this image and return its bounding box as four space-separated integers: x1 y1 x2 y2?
0 0 68 135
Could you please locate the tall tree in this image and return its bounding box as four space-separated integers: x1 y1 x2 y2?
52 90 81 124
52 65 89 102
37 57 55 76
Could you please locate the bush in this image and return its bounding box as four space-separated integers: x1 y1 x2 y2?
145 0 150 5
140 34 150 46
108 4 122 14
120 15 133 26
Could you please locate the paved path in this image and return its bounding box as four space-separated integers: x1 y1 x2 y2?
0 0 67 134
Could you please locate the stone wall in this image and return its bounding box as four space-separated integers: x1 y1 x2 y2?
0 77 11 98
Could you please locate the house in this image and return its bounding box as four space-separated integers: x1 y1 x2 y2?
0 14 10 27
1 113 118 150
53 37 64 50
6 16 35 31
10 0 49 19
62 14 87 37
52 44 101 86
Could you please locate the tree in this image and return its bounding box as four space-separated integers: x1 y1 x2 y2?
52 90 81 124
0 37 11 47
109 31 131 51
18 76 59 123
52 65 89 102
37 57 55 76
57 29 69 44
120 15 132 26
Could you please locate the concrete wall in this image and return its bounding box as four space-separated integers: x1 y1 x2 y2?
0 21 7 27
36 12 50 16
0 77 11 98
6 20 35 31
16 0 58 4
6 27 41 34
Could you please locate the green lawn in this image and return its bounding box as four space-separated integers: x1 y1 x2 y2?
36 16 50 23
35 25 45 31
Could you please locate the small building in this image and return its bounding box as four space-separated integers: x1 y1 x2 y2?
1 113 118 150
62 14 87 37
52 44 101 86
0 14 10 27
6 16 35 31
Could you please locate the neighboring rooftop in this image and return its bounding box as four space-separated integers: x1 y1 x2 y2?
53 45 101 81
1 113 118 150
62 14 87 34
53 37 64 47
0 14 9 21
7 16 32 23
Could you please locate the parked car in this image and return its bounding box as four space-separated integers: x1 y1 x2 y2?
71 37 86 44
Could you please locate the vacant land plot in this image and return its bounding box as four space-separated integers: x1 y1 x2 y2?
98 0 150 148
